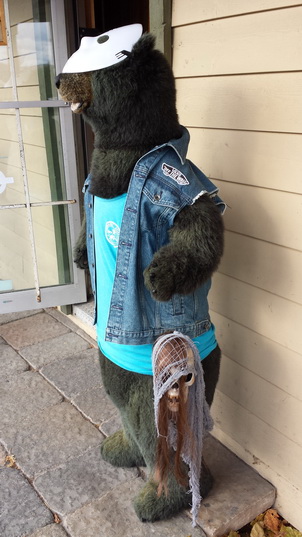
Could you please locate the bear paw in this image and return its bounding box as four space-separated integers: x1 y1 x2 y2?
73 246 88 269
133 479 190 522
143 257 176 302
100 430 145 468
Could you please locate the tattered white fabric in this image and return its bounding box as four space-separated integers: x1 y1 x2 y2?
152 331 213 527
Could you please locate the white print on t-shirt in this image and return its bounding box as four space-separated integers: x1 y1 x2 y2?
105 221 120 248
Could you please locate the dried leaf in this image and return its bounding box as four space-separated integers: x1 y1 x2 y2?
228 532 241 537
252 514 265 527
251 522 266 537
54 513 61 524
281 526 302 537
264 509 282 535
5 455 17 468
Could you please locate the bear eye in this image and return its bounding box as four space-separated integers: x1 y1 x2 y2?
97 35 109 44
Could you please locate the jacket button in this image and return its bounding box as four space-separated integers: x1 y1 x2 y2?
154 193 161 201
88 203 92 208
89 233 92 238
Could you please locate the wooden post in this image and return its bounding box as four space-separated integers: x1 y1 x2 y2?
149 0 172 65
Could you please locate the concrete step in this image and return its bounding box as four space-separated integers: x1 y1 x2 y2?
197 435 276 536
71 299 96 339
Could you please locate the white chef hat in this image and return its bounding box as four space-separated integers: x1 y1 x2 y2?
62 23 143 74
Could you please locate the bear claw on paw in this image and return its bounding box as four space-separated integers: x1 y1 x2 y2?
144 264 175 301
133 480 190 522
100 430 146 468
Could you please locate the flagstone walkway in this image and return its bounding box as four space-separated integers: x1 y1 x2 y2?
0 308 275 537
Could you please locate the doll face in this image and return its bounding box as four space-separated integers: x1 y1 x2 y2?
155 338 196 413
55 72 92 114
167 365 195 413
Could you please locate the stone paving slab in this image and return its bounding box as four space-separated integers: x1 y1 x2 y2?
72 385 118 425
196 435 276 536
0 309 43 326
63 478 204 537
0 344 29 380
4 402 104 479
47 307 97 348
99 411 122 437
41 348 101 399
0 312 70 350
34 445 138 516
19 332 91 369
0 443 7 465
27 525 68 537
0 371 62 436
0 467 53 537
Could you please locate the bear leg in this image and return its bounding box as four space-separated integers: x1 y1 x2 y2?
133 459 213 523
101 429 145 467
98 347 219 521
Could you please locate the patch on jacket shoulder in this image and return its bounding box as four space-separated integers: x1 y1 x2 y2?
162 163 189 185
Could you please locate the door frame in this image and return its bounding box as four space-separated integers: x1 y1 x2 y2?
0 0 86 313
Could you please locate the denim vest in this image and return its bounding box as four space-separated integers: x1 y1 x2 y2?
84 127 225 345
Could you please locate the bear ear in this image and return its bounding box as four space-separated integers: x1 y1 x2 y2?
131 33 156 58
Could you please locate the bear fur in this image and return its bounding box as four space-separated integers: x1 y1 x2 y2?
56 31 224 522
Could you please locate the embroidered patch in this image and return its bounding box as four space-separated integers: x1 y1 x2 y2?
105 221 120 248
162 163 189 185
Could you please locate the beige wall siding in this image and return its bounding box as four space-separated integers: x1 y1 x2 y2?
172 2 302 529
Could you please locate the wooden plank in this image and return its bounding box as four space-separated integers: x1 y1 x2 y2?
212 409 302 531
0 86 42 113
8 2 32 26
0 114 18 140
0 45 8 60
173 7 302 77
0 87 13 102
0 225 58 288
0 139 21 169
0 165 25 205
21 116 45 146
219 231 302 303
210 272 302 354
0 164 52 205
14 53 39 87
11 21 36 56
172 0 302 27
215 180 302 250
0 58 11 84
175 73 302 133
27 170 52 203
218 353 302 446
212 390 302 493
2 207 55 243
0 115 45 148
24 143 48 176
211 310 302 402
150 0 172 64
0 0 7 46
187 128 302 194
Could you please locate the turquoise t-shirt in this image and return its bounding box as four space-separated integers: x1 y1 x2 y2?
94 194 217 375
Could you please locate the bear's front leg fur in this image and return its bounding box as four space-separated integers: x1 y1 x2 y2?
73 213 88 269
144 195 224 301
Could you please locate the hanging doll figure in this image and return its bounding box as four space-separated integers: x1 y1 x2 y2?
152 332 213 526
